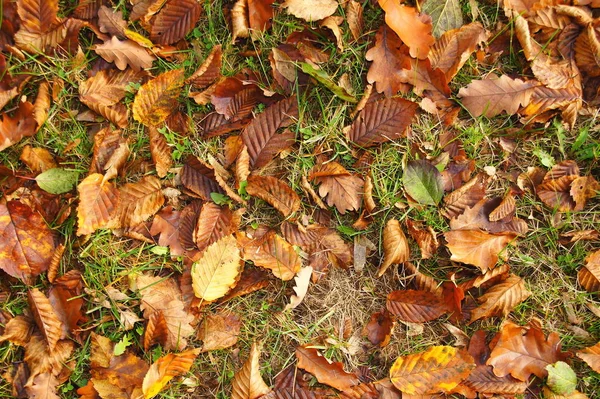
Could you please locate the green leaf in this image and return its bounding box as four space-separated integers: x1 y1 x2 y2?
114 335 133 356
35 168 79 194
210 192 230 205
299 63 357 103
546 361 576 395
403 160 444 205
421 0 463 37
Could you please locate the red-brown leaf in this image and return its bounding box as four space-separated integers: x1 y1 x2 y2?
386 290 449 323
296 346 360 391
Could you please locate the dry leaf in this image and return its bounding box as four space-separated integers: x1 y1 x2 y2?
150 0 202 45
187 45 222 89
469 275 531 322
198 312 242 352
379 0 434 59
576 342 600 373
112 176 165 228
386 289 448 323
445 230 516 273
20 146 57 173
0 101 37 152
28 288 63 351
282 0 337 22
365 26 411 97
148 126 173 178
239 230 301 280
246 174 301 217
285 265 312 310
94 37 156 71
346 0 363 41
231 343 271 399
142 349 200 399
180 155 225 201
76 174 119 235
296 345 360 391
378 219 410 277
364 310 395 347
578 250 600 294
405 219 438 259
309 161 364 214
133 69 184 127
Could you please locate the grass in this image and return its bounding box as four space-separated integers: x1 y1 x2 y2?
1 0 600 397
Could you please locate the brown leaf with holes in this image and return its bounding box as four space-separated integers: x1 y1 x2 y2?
386 290 448 323
406 219 438 259
231 343 271 399
198 311 241 352
364 310 395 347
94 37 156 72
148 126 172 178
133 69 184 127
246 174 301 217
577 342 600 373
111 176 164 228
570 176 600 211
378 219 410 277
296 345 360 391
347 97 417 147
242 96 298 168
487 321 570 381
309 161 363 214
239 229 301 280
180 155 225 201
142 348 200 399
0 101 37 151
365 26 411 96
469 275 531 322
187 45 222 89
150 0 202 45
28 288 63 351
0 200 55 282
445 230 516 273
578 250 600 295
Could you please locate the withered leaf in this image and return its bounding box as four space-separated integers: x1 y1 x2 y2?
90 128 130 179
239 229 301 280
17 0 59 33
241 96 298 168
0 200 55 282
148 126 172 178
576 342 600 373
98 5 127 37
48 270 85 339
142 349 200 399
231 343 271 399
487 321 570 381
94 37 156 72
112 176 165 228
462 365 528 395
389 346 475 394
180 155 225 201
386 290 448 323
282 0 337 22
444 230 516 273
442 174 487 219
20 146 57 173
0 101 37 152
578 250 600 294
150 0 202 45
469 275 531 322
187 45 222 89
296 345 360 391
347 97 417 147
246 174 301 217
28 288 63 351
365 26 411 97
198 312 241 352
406 219 438 259
346 0 363 41
284 265 312 310
194 203 235 252
379 0 434 59
364 310 395 347
133 69 184 127
378 219 410 277
248 0 275 36
0 316 33 346
309 161 364 214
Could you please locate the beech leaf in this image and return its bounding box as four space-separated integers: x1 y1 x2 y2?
35 168 78 194
231 343 271 399
403 160 444 205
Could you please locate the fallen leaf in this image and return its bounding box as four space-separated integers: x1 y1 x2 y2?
285 265 312 310
444 230 516 273
442 174 487 219
20 146 57 173
282 0 337 22
578 250 600 294
346 0 363 41
365 26 411 97
239 230 301 280
469 275 531 322
94 37 156 71
406 219 438 259
0 101 37 151
389 346 475 394
0 316 33 346
309 161 364 214
379 0 435 59
28 288 63 351
98 5 127 37
148 126 172 178
35 168 78 194
180 155 225 201
187 45 222 89
462 365 527 396
364 310 395 347
150 0 202 45
246 174 301 217
112 176 165 228
142 348 200 399
403 160 444 205
378 219 410 277
546 361 577 395
300 62 356 102
231 343 271 399
198 312 242 352
386 290 448 323
296 345 360 391
133 69 184 127
576 342 600 373
25 372 60 399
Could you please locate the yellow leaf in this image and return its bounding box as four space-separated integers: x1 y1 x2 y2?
142 349 200 399
231 343 271 399
133 69 184 127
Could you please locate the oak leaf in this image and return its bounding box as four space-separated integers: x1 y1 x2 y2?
150 0 202 45
133 69 184 127
379 0 435 59
112 176 165 228
386 290 448 323
469 275 531 322
309 161 364 214
241 96 298 168
347 97 417 147
282 0 337 22
231 343 271 399
487 321 570 381
28 288 63 351
94 37 156 72
198 312 241 352
444 230 516 273
239 229 301 280
365 26 411 96
246 174 301 217
378 219 410 277
142 349 200 399
578 250 600 294
458 75 538 117
191 235 243 302
576 342 600 373
0 200 55 282
296 345 360 391
284 265 312 310
389 346 475 394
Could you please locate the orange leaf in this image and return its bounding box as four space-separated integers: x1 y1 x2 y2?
386 290 448 323
378 219 410 277
28 288 63 351
296 345 360 391
142 348 200 399
462 365 527 395
0 101 37 151
231 343 271 399
17 0 59 33
365 25 411 96
444 230 516 273
148 126 172 178
469 275 531 322
187 45 223 89
406 219 438 259
20 145 57 173
194 203 235 252
133 69 184 127
578 250 600 294
246 174 301 217
239 229 301 280
150 0 202 45
576 342 600 373
442 174 487 219
112 176 165 228
180 155 225 201
94 37 156 72
378 0 434 59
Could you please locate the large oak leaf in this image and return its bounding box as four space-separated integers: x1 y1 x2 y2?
94 37 156 72
365 26 411 97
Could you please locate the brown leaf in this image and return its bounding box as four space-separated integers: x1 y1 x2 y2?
47 271 85 339
444 230 516 273
404 262 442 295
458 75 538 117
133 69 184 127
570 176 600 211
25 372 60 399
231 343 271 399
180 155 224 201
24 332 73 378
14 23 67 54
17 0 59 33
578 250 600 294
246 174 301 217
194 203 235 252
379 0 434 59
143 311 169 350
28 288 63 351
363 311 395 347
231 0 249 42
537 175 578 212
0 101 37 151
98 5 127 37
406 219 438 259
347 97 417 147
296 345 360 391
198 311 241 352
386 290 448 323
462 365 527 395
20 146 57 173
148 126 172 178
309 161 364 214
576 342 600 373
239 229 301 280
0 200 55 282
429 22 488 81
248 0 275 36
346 0 363 41
521 85 582 129
0 316 33 346
389 346 475 394
142 349 200 398
90 350 148 399
449 197 528 235
282 0 337 22
112 176 164 228
397 58 452 108
488 193 516 222
94 37 156 72
187 45 222 89
150 0 202 45
442 174 487 219
284 265 312 310
220 266 271 302
365 26 411 97
33 81 50 129
137 275 195 351
378 219 410 277
241 96 298 168
90 128 130 179
487 321 570 381
469 275 531 322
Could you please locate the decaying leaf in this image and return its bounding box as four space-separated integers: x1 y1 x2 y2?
284 265 312 310
296 345 360 391
365 26 411 97
364 310 395 347
469 275 531 322
309 161 364 214
198 312 242 352
378 219 410 277
444 230 516 273
246 175 301 217
239 229 301 280
142 349 200 399
231 343 271 399
133 69 185 127
386 290 448 323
